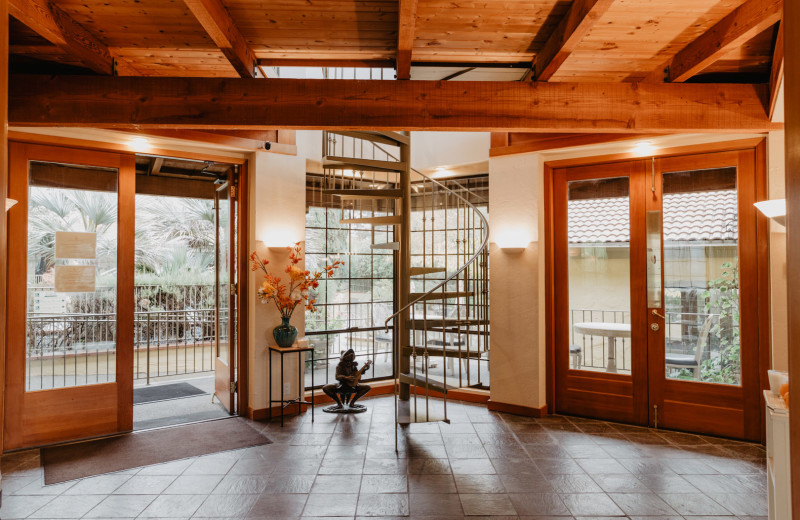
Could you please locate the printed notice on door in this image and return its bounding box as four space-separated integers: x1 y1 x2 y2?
55 231 97 259
54 265 96 293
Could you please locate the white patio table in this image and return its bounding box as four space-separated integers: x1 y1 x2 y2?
572 322 631 373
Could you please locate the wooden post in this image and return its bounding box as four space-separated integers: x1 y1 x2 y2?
0 0 9 460
398 134 411 400
784 0 800 516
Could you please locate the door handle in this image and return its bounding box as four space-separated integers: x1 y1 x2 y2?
651 310 666 320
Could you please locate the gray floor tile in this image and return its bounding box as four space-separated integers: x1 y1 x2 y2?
138 494 207 518
459 493 517 516
356 493 409 516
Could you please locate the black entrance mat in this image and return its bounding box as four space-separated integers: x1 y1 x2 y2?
133 382 207 405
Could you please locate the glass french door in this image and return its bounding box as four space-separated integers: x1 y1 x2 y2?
554 148 763 440
5 143 136 450
213 175 237 413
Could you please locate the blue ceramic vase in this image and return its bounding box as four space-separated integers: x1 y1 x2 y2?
273 316 298 348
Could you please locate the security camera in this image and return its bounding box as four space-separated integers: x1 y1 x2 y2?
264 141 272 150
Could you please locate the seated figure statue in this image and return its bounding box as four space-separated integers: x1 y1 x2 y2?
322 349 372 413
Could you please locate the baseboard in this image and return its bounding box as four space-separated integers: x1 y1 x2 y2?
247 380 396 420
248 381 492 420
487 400 548 417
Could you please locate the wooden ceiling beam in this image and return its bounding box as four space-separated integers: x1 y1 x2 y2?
665 0 782 83
490 132 662 157
8 75 779 133
183 0 260 78
8 0 114 75
396 0 418 80
768 18 784 120
530 0 615 81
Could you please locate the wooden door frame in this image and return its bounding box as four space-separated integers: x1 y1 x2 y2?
551 161 649 425
4 137 251 449
544 139 771 439
647 148 763 440
5 142 135 450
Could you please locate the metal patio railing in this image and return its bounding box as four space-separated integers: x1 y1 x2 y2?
25 308 223 390
569 309 737 373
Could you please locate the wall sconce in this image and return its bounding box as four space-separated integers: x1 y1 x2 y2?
490 241 528 254
260 229 298 252
6 199 17 212
492 228 532 254
754 198 786 226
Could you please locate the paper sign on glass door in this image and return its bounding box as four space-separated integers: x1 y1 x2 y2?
54 265 96 293
55 231 97 259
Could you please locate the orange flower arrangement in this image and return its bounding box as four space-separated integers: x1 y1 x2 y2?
250 242 343 318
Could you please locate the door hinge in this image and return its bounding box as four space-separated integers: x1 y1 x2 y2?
230 283 238 296
654 404 659 429
230 185 237 199
230 381 238 394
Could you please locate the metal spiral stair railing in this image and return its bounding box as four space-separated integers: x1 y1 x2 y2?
320 130 490 439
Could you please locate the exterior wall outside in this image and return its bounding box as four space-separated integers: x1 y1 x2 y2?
767 130 787 371
488 152 547 410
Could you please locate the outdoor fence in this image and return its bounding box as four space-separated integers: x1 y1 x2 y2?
25 305 222 391
569 308 738 374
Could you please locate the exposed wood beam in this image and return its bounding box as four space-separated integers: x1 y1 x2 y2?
117 129 270 150
148 157 164 176
8 0 113 75
183 0 260 78
490 132 662 157
531 0 615 81
9 75 779 133
768 18 784 120
259 59 395 69
396 0 418 80
666 0 782 82
785 0 800 515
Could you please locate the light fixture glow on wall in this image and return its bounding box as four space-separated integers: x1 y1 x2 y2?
492 228 531 253
6 199 17 212
261 228 298 251
632 140 657 157
754 198 786 225
128 137 152 153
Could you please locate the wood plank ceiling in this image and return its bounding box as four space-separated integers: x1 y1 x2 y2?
8 0 780 84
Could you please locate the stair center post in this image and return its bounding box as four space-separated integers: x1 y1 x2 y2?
398 135 412 401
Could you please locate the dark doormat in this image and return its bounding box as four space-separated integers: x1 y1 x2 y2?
133 382 207 405
42 418 271 484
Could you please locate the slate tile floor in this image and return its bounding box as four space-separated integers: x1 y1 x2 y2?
0 395 768 519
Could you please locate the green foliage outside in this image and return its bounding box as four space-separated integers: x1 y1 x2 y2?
700 261 741 385
29 189 218 312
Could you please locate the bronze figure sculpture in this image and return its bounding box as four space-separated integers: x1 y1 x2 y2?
322 349 372 413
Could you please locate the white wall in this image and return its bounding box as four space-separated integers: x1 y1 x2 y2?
247 149 307 412
768 130 788 371
411 132 489 171
488 152 547 410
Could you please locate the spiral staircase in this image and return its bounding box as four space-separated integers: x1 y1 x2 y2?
321 131 489 435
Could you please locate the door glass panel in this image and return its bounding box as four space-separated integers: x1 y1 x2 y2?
662 167 740 385
567 177 632 374
646 211 662 308
26 161 118 390
216 186 230 363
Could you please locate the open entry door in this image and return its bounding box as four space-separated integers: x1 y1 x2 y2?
5 143 135 450
214 175 237 413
